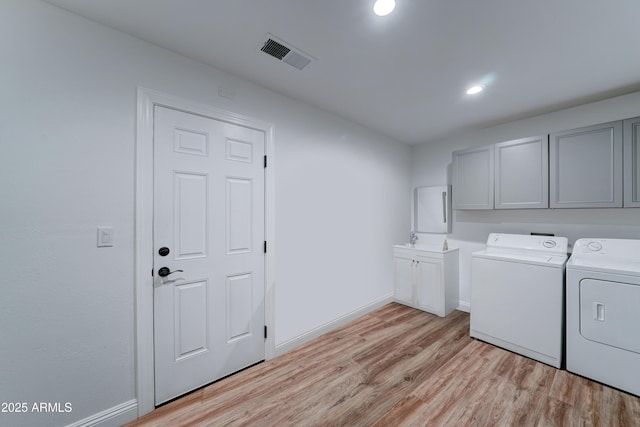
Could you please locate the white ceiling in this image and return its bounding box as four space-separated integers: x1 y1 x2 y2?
44 0 640 144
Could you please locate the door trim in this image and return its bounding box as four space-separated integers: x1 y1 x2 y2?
135 87 276 416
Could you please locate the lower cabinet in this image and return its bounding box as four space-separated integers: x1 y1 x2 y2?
393 246 459 317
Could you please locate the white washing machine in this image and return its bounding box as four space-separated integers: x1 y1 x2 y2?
471 233 569 368
566 238 640 396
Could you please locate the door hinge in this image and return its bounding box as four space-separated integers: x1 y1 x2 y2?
151 269 154 277
264 241 267 254
264 325 268 339
264 155 267 168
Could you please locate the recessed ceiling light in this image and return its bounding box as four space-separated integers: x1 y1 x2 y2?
373 0 396 16
466 85 484 95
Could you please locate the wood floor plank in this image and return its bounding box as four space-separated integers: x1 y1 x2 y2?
127 303 640 427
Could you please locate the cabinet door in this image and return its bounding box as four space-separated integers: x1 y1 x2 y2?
624 117 640 207
452 145 494 209
495 135 549 209
550 121 623 208
415 258 443 315
393 255 414 305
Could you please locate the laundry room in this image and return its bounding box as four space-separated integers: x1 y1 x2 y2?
408 88 640 411
411 91 640 309
2 1 640 426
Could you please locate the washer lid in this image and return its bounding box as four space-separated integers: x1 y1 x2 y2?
568 238 640 274
473 248 568 267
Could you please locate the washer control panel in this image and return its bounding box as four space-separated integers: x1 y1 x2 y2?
485 233 568 255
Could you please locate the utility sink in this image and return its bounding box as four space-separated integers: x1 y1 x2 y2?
394 243 455 253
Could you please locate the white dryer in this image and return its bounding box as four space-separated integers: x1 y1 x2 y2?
566 238 640 396
471 233 569 368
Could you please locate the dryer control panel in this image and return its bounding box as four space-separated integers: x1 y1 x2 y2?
586 241 603 252
570 238 640 274
573 238 640 257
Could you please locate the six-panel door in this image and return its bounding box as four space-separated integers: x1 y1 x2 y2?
153 106 266 404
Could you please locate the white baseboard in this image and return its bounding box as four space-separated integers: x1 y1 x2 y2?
274 294 394 357
457 301 470 313
66 399 137 427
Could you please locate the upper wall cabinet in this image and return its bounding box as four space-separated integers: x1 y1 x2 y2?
624 116 640 207
495 135 549 209
452 145 494 209
550 121 623 208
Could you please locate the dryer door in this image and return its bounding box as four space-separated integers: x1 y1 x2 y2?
580 278 640 353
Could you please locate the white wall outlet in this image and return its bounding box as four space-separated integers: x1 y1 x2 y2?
97 227 115 247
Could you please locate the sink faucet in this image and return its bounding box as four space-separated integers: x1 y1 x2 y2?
410 231 418 247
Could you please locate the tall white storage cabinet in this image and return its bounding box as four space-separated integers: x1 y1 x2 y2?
393 245 459 317
550 121 623 208
452 146 494 210
494 135 549 209
624 116 640 207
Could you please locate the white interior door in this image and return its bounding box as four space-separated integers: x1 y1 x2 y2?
153 105 265 405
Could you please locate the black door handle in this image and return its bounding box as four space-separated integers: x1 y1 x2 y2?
158 267 183 277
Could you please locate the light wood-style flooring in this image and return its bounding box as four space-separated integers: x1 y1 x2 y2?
126 303 640 426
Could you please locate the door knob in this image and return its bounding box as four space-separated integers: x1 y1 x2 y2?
158 267 183 277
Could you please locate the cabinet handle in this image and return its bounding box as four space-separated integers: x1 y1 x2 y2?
442 192 447 223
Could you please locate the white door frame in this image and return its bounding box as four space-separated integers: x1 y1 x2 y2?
135 87 276 416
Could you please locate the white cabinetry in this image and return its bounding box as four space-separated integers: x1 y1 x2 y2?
393 245 459 317
550 121 623 208
624 116 640 207
452 145 494 210
495 135 548 209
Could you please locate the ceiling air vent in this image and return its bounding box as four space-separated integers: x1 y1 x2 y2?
260 34 313 70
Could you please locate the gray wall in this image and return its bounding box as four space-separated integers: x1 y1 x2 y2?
0 1 411 425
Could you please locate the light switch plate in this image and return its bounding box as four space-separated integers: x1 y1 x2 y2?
97 227 114 247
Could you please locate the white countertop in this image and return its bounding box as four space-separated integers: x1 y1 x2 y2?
393 243 458 254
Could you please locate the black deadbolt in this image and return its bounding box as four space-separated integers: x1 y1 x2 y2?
158 247 170 256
